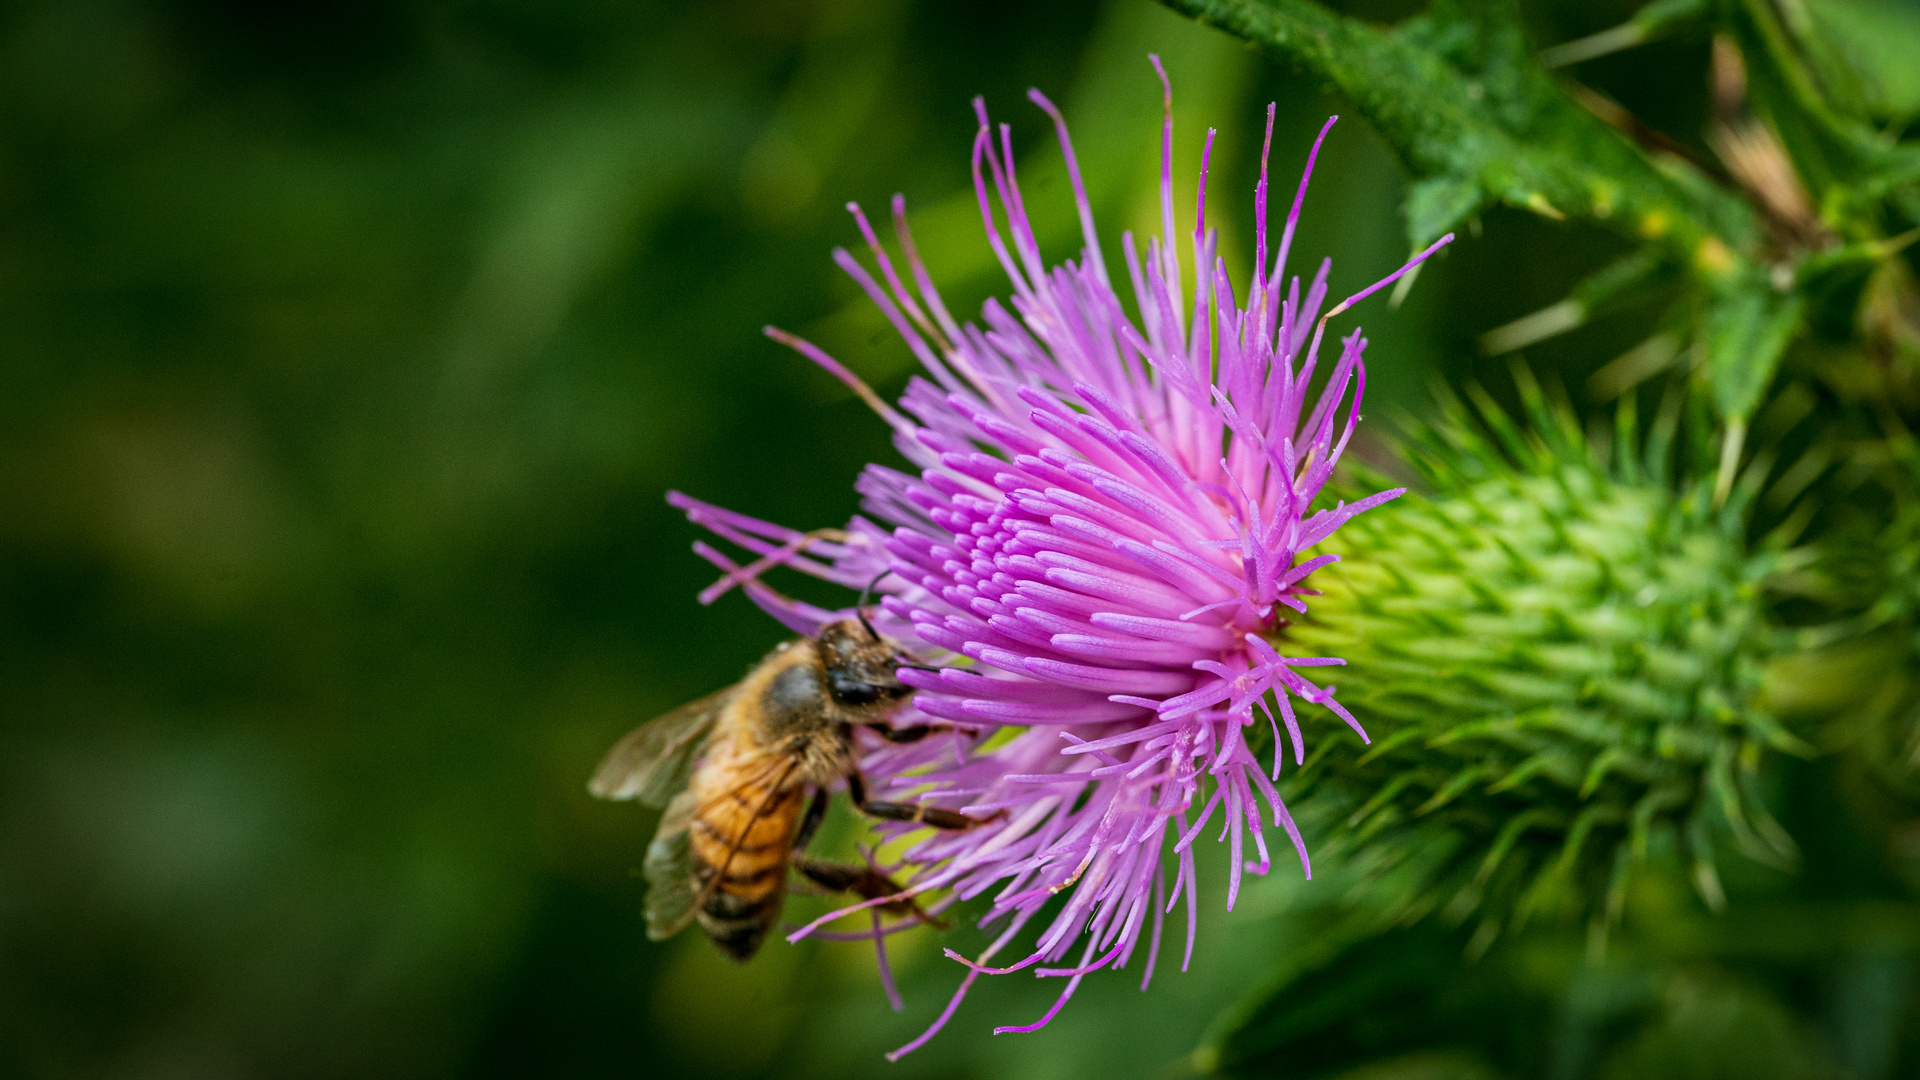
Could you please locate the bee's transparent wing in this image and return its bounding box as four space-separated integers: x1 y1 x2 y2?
587 687 733 807
642 789 701 940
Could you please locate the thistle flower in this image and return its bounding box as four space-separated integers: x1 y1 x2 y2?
1285 376 1803 952
672 60 1449 1054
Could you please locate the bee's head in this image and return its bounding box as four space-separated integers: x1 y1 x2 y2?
816 619 913 710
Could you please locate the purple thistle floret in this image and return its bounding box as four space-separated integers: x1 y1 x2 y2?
669 59 1450 1055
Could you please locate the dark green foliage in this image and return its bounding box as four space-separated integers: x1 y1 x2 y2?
1157 0 1752 253
1200 923 1549 1077
1158 0 1920 457
1198 907 1907 1080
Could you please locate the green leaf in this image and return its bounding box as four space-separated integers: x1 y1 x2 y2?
1156 0 1756 259
1538 0 1707 69
1479 249 1669 354
1705 275 1805 424
1806 0 1920 120
1196 923 1531 1077
1728 0 1910 210
1406 175 1484 250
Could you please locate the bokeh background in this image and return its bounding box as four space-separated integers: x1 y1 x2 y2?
4 1 1916 1078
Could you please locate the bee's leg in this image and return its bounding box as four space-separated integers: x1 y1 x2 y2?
790 787 831 856
847 771 1002 831
861 720 956 745
792 856 948 930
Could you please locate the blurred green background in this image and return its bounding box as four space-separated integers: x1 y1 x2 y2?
3 1 1906 1078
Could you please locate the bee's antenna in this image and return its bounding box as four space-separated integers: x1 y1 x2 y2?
855 569 952 674
855 569 895 643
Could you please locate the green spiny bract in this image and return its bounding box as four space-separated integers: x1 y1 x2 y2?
1285 377 1805 947
1780 415 1920 804
1837 457 1920 802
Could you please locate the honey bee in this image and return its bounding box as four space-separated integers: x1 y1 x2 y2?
589 614 991 961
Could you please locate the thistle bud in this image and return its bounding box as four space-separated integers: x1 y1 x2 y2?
1286 377 1803 949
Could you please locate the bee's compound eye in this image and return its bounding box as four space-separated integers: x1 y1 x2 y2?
828 670 888 707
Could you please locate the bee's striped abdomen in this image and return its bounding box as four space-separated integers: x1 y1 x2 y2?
687 758 804 961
